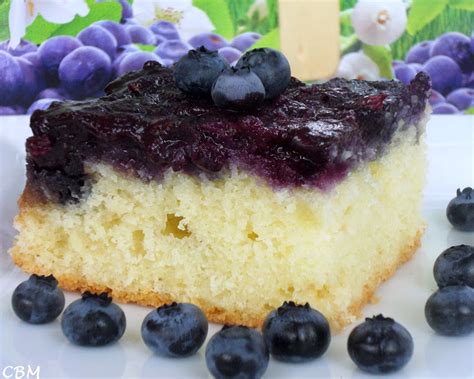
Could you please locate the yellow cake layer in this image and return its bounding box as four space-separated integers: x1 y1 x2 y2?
11 120 427 331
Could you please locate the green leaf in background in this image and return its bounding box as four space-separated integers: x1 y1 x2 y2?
24 0 121 44
193 0 234 39
407 0 449 35
449 0 474 11
135 44 155 52
251 27 279 50
0 0 10 41
362 44 393 79
465 107 474 115
340 34 359 54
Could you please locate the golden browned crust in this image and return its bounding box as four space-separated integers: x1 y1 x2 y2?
11 229 423 332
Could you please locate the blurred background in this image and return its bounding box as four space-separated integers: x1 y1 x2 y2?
0 0 472 116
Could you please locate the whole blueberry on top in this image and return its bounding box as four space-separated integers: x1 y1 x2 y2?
61 292 126 346
141 302 208 357
347 315 414 374
446 187 474 231
173 46 229 95
205 325 269 379
434 245 474 288
211 67 265 111
425 285 474 336
262 301 331 362
235 48 291 99
12 274 65 324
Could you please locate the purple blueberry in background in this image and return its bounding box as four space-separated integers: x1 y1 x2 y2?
155 35 166 46
95 20 132 47
432 103 459 115
405 41 432 64
0 39 37 56
59 46 112 99
446 88 474 111
391 60 404 68
423 56 463 95
36 87 68 101
22 52 42 67
217 46 241 64
0 106 18 115
231 32 261 52
117 0 132 20
38 36 83 85
0 51 24 105
17 57 46 105
121 18 137 26
408 63 423 73
116 51 161 76
429 90 445 106
155 40 192 62
430 32 473 73
126 25 156 45
27 98 59 114
78 25 118 59
161 58 174 67
394 64 417 85
150 20 180 41
188 32 228 51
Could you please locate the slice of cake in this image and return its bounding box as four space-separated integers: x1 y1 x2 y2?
10 61 431 331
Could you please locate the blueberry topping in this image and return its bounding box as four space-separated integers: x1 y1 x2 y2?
61 291 126 346
173 46 229 95
434 245 474 288
262 301 331 362
446 187 474 231
211 67 265 111
425 285 474 336
141 302 208 357
235 48 291 99
11 274 65 324
205 325 269 379
347 315 414 374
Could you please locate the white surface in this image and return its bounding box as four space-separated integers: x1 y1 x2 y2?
0 115 473 379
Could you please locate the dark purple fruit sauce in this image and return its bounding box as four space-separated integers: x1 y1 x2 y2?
25 62 430 204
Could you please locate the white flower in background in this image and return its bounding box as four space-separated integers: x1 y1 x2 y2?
8 0 89 48
337 51 380 80
351 0 407 46
247 0 269 21
132 0 214 41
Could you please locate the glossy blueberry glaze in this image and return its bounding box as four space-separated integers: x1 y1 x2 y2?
25 62 430 204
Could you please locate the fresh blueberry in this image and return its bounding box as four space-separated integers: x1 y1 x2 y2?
212 66 265 110
27 98 59 114
391 59 404 68
188 32 228 51
126 25 156 45
463 72 474 89
116 0 132 20
408 63 424 73
59 46 112 99
38 36 82 85
155 40 192 62
116 51 162 76
0 106 18 115
347 315 414 374
16 57 46 105
11 274 65 324
0 51 24 105
446 88 474 111
173 47 229 95
150 20 180 41
141 302 208 357
231 32 261 52
447 187 474 231
434 245 474 288
78 25 118 59
394 64 417 85
405 41 432 64
0 39 37 56
61 292 126 346
36 87 68 101
430 32 473 73
429 89 445 106
218 46 241 64
22 51 42 67
425 285 474 336
236 48 291 99
432 103 459 114
95 20 132 47
205 325 269 379
155 35 166 46
262 301 331 362
422 56 463 95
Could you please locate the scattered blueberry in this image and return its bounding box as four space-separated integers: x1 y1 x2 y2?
155 40 192 62
95 20 132 47
27 98 60 114
11 274 65 324
432 102 459 115
206 325 269 379
394 64 417 85
262 301 331 362
174 47 229 95
141 302 208 357
188 32 228 51
347 315 414 374
150 20 180 41
61 292 126 346
0 51 24 105
211 66 265 110
126 25 156 45
78 25 118 59
116 51 162 76
425 285 474 336
236 48 291 99
430 32 473 73
434 245 474 288
423 56 463 95
446 187 474 231
231 32 261 52
446 88 474 111
405 41 432 64
218 46 242 64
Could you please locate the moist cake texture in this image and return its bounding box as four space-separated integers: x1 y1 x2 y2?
12 64 431 330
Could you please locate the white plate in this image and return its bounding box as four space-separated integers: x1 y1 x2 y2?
1 115 473 379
